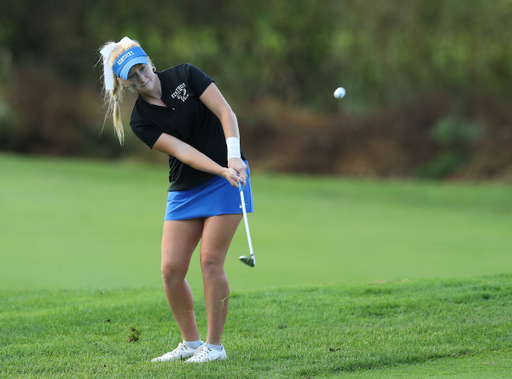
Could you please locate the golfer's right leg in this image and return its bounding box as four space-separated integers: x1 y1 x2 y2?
153 219 204 362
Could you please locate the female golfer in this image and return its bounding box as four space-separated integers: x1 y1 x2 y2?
99 37 253 363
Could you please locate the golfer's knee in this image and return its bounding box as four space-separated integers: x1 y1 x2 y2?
200 254 224 277
161 262 187 284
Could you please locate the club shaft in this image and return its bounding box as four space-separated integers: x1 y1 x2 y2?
239 187 255 260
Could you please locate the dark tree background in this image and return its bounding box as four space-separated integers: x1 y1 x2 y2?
1 0 511 180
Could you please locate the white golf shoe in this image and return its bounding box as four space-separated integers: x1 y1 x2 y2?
151 342 201 362
185 344 227 363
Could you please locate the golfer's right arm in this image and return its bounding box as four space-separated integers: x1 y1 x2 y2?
153 133 244 187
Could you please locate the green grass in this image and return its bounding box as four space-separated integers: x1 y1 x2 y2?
1 274 511 378
1 153 512 377
1 153 512 292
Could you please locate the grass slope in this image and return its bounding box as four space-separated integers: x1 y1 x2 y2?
1 153 512 292
1 274 511 378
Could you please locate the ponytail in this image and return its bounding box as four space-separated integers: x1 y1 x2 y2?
98 39 139 145
112 97 124 145
100 66 125 145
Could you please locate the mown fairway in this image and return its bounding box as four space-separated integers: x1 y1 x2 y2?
1 153 511 292
1 154 512 378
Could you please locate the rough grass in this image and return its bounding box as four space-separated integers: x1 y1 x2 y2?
1 274 511 378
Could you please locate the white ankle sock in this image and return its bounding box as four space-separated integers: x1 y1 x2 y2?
206 342 223 351
184 340 202 349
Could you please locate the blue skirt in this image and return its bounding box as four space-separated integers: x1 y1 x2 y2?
164 164 254 221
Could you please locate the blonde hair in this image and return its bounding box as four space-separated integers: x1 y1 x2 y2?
98 38 155 145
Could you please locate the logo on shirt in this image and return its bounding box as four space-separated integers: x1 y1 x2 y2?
171 83 189 102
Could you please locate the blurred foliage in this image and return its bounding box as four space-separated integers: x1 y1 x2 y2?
415 118 484 179
0 0 511 179
430 118 483 147
2 0 511 110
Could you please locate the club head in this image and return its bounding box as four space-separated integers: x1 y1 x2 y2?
239 255 256 267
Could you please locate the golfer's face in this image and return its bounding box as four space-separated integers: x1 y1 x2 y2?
122 64 153 92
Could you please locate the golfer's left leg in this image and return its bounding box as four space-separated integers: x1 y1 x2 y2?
200 214 242 346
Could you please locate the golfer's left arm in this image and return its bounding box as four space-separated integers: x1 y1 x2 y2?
200 83 247 181
152 133 242 187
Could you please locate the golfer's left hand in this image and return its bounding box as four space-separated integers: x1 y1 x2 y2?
228 157 247 187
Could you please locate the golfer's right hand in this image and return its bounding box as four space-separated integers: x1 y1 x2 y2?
223 167 245 188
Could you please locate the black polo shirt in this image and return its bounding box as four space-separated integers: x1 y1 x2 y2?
130 63 246 191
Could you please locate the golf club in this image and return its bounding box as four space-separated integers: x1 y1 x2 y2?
238 181 256 267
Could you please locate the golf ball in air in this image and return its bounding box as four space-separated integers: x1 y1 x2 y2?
334 87 346 99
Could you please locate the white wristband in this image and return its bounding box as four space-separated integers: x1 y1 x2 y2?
226 137 241 160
